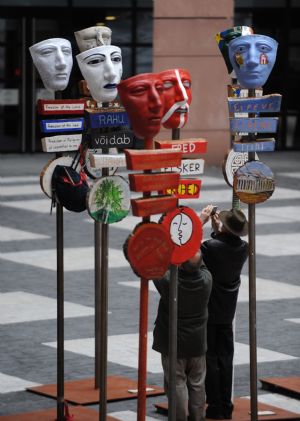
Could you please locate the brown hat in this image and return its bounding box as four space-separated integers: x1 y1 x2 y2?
219 209 248 237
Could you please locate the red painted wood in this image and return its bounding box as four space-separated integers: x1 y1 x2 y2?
131 196 178 217
128 172 180 192
124 149 182 170
125 222 174 279
155 138 207 155
37 99 86 115
163 179 202 199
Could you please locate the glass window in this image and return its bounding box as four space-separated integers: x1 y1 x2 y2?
137 11 152 43
136 46 152 74
73 0 131 7
0 0 67 6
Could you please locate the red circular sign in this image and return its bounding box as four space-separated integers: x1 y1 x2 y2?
160 206 202 265
124 222 174 280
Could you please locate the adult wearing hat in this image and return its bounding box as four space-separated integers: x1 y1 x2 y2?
199 206 249 419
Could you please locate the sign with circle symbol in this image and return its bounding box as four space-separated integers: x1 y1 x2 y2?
160 206 202 265
123 222 174 280
233 160 275 204
87 175 130 223
222 148 259 187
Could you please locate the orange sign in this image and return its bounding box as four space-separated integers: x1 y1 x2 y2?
163 179 201 199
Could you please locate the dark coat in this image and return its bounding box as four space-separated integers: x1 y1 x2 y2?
152 264 212 358
201 232 248 324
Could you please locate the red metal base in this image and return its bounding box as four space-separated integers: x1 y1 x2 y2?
0 406 119 421
27 375 164 405
154 397 300 420
260 376 300 400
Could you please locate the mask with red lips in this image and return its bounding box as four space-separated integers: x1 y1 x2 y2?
159 68 192 129
118 73 165 139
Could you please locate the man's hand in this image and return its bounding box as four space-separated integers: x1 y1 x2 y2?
199 204 214 225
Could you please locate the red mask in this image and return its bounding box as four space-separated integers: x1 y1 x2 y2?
159 68 192 129
118 73 164 140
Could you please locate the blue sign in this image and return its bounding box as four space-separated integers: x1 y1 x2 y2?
86 111 130 129
228 94 282 114
233 139 275 152
40 118 84 133
229 117 278 133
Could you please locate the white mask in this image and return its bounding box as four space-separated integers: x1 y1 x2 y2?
29 38 73 92
76 45 122 103
74 26 112 52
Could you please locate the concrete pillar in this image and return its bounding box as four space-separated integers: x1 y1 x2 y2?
153 0 234 166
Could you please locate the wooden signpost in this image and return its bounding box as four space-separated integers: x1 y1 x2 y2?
229 117 278 133
155 138 207 156
163 178 201 199
228 94 282 114
40 118 84 133
37 99 86 115
85 107 130 128
160 158 205 176
41 134 82 153
233 138 275 152
89 129 133 149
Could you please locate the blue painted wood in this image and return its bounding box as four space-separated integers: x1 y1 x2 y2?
86 111 130 128
233 139 275 152
229 117 278 133
228 94 282 114
40 118 84 133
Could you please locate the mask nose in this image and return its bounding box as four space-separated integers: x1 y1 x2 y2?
247 44 259 68
148 85 163 113
55 48 67 70
104 59 117 82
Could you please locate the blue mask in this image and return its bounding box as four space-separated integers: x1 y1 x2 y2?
228 34 278 88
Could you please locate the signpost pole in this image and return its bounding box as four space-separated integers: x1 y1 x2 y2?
248 88 258 421
55 91 65 421
168 128 180 420
137 137 153 420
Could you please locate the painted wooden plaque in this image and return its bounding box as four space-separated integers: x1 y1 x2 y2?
87 176 130 223
40 156 80 199
37 99 86 115
233 138 275 152
83 148 119 179
129 172 180 193
131 195 178 217
40 118 84 133
229 117 278 133
161 159 205 176
85 108 129 128
163 179 201 199
160 206 203 265
123 222 174 279
89 153 127 170
233 161 275 204
228 94 282 114
90 129 134 149
227 85 263 99
155 139 207 155
222 149 259 187
124 149 182 171
41 134 82 153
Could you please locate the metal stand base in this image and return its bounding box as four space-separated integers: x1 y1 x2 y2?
27 375 164 405
260 376 300 400
0 406 119 421
154 397 300 420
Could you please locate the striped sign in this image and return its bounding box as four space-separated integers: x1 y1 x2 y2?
229 117 278 133
228 94 282 114
40 118 84 133
233 139 275 152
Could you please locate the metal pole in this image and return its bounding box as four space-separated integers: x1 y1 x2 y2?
137 137 153 420
99 144 109 420
168 127 180 420
55 90 65 421
248 88 258 421
95 221 101 389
